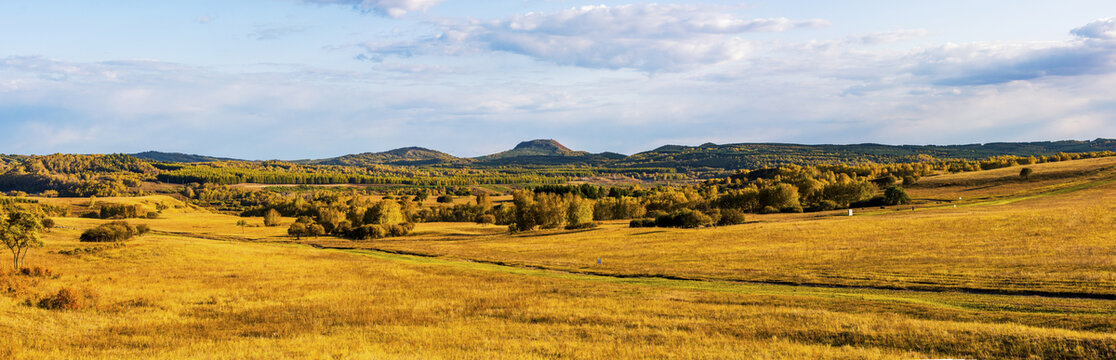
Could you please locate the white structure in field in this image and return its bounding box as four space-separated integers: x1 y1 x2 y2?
848 209 853 216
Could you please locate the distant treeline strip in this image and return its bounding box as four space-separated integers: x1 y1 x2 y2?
156 168 571 186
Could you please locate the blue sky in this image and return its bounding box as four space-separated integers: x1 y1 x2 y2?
2 0 1115 159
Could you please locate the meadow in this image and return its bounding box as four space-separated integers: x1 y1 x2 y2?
0 157 1114 359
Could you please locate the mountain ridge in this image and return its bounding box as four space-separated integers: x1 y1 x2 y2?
130 138 1116 170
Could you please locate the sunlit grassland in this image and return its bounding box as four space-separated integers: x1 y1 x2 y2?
908 155 1116 202
3 223 1116 358
349 162 1116 297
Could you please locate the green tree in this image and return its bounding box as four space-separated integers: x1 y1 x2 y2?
883 186 912 205
1 205 46 270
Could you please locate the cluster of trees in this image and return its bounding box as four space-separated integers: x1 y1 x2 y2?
157 161 572 187
507 191 596 231
79 221 150 243
0 154 155 197
243 195 416 240
84 203 158 220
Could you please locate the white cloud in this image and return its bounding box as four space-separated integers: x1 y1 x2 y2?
361 4 829 72
303 0 443 18
1071 17 1116 40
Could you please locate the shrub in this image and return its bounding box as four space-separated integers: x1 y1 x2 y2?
565 222 598 230
1019 167 1033 179
37 287 99 311
145 212 159 219
718 208 747 226
41 218 55 229
19 266 57 278
629 219 656 228
436 195 454 203
654 209 713 228
809 200 839 212
98 204 141 219
263 209 281 227
759 206 780 214
80 221 145 242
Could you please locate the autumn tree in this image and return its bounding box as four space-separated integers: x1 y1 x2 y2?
1 205 46 270
566 196 595 229
263 209 281 227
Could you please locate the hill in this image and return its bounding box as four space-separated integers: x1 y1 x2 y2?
313 147 464 166
473 139 625 166
618 138 1116 169
131 151 241 163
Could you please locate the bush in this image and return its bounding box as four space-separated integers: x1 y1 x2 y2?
436 195 454 203
629 219 656 228
883 186 912 206
145 212 159 219
1020 167 1033 179
263 209 281 227
717 208 747 226
565 222 598 230
37 287 99 311
654 209 713 228
80 221 146 242
41 218 55 229
19 266 57 278
809 200 839 212
759 206 780 214
477 214 496 225
98 204 141 219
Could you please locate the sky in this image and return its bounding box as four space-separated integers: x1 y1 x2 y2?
1 1 1115 159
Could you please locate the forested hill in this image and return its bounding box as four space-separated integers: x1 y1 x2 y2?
311 147 464 166
131 151 242 163
472 139 626 166
617 139 1116 169
124 138 1116 170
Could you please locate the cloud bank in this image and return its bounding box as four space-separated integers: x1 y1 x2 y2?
362 4 830 71
303 0 442 18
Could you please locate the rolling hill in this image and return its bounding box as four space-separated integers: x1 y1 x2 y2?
472 139 626 166
312 147 464 166
131 151 242 163
128 138 1116 170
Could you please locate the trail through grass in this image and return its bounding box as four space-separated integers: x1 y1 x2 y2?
306 245 1115 318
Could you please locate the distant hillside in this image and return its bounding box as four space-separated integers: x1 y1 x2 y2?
314 147 464 166
473 139 624 166
132 151 241 163
126 138 1116 170
477 139 586 159
619 139 1116 169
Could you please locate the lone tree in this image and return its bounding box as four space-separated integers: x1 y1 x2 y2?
883 186 912 205
1 205 46 271
263 209 281 227
287 223 307 240
236 220 248 233
1019 167 1033 180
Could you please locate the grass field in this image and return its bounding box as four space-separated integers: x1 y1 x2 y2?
1 157 1115 359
